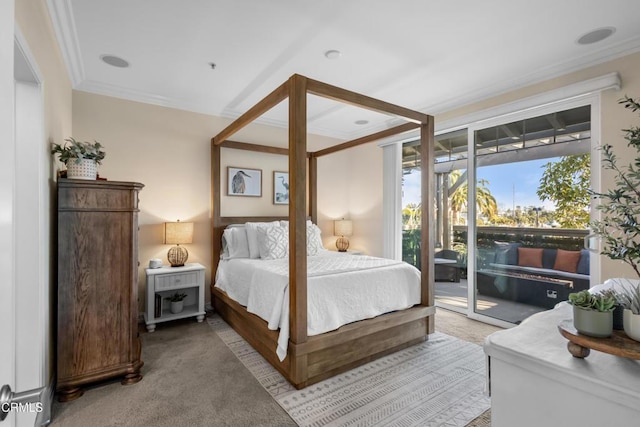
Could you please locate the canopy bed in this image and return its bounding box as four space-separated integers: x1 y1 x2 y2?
211 74 434 389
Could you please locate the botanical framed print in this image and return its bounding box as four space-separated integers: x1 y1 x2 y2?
273 171 289 204
227 166 262 197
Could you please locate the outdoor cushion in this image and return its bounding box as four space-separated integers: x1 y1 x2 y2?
518 247 544 268
577 249 590 275
554 249 582 273
494 241 522 265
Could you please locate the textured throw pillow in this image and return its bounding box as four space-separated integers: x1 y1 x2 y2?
279 220 325 255
553 249 582 273
256 225 289 260
245 221 280 258
517 247 543 268
307 223 325 255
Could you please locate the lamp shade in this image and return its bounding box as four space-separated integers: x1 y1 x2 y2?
164 221 194 245
334 219 353 237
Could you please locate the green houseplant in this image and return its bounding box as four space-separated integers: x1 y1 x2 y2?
568 289 616 337
51 137 106 180
590 96 640 279
166 292 187 314
617 281 640 341
590 95 640 341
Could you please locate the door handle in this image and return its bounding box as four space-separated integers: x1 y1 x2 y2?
0 384 43 422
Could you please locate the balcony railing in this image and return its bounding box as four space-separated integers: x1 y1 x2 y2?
403 226 589 270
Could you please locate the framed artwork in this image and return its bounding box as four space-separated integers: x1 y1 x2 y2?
273 171 289 205
227 166 262 197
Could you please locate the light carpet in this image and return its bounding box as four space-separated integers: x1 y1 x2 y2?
208 315 490 427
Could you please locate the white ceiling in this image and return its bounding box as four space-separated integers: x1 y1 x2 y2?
47 0 640 140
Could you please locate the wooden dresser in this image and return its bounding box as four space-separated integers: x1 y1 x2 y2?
56 179 144 401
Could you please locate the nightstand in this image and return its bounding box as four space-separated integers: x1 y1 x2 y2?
144 263 206 332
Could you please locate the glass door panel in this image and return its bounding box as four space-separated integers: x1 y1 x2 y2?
471 105 591 324
402 130 469 312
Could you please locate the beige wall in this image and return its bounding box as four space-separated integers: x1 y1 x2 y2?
72 91 343 307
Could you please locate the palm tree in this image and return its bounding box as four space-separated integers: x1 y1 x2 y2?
448 171 497 225
402 203 422 229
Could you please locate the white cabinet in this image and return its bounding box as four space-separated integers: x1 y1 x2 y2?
485 303 640 427
144 263 205 332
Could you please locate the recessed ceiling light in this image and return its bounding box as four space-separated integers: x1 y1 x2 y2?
324 50 342 60
100 54 129 68
577 27 615 45
354 120 369 125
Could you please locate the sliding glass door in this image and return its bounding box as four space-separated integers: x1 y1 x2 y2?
469 103 592 326
402 97 597 327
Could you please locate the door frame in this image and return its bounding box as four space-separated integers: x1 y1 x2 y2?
15 24 48 389
465 93 601 327
2 24 51 426
0 0 16 425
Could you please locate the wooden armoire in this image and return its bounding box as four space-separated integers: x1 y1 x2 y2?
56 179 144 401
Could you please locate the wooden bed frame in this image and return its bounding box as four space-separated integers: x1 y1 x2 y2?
211 74 435 389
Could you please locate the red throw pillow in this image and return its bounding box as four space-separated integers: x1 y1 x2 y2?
517 247 543 268
553 249 581 273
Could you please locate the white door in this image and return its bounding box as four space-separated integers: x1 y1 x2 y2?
0 1 16 426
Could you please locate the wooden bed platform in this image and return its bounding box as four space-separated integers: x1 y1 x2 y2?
211 74 435 389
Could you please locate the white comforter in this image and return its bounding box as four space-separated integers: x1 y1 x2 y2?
215 251 421 361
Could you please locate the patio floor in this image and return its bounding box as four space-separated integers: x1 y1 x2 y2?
435 278 548 324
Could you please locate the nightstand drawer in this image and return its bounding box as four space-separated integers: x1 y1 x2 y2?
155 271 199 290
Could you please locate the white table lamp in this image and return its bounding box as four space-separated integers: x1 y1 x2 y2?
164 220 194 267
334 219 353 252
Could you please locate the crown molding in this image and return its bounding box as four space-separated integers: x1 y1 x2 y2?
419 36 640 117
379 72 620 148
46 0 84 87
76 79 182 108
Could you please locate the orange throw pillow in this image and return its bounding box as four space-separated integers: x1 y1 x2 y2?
517 247 543 268
553 249 581 273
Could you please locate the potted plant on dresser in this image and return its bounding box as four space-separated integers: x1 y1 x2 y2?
568 290 616 337
617 282 640 341
51 137 106 180
590 95 640 339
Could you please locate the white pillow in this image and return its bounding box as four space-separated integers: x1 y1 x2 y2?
257 225 289 260
307 223 325 255
221 226 250 259
245 221 280 258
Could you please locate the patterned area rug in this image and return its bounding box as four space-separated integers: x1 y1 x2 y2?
208 315 490 426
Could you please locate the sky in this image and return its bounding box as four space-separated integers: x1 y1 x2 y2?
403 157 559 212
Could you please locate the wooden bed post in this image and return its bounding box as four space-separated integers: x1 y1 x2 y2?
420 118 435 333
211 142 222 283
288 74 309 383
309 155 318 224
